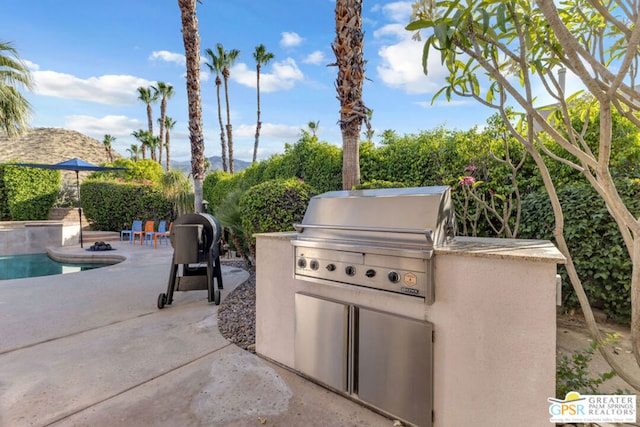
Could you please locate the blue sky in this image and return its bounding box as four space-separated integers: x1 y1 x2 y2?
2 0 497 163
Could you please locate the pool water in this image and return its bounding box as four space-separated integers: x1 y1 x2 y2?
0 253 110 280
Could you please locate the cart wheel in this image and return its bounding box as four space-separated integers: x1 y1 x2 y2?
214 289 221 305
157 293 167 309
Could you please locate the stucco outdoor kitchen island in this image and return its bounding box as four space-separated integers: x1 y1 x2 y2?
255 232 565 427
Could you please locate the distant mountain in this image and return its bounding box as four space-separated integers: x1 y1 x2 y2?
0 127 251 176
0 127 117 165
171 156 251 174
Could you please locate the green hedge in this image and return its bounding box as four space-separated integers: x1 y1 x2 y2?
81 180 173 231
204 171 247 214
520 181 640 323
260 135 342 193
1 165 60 220
239 178 315 245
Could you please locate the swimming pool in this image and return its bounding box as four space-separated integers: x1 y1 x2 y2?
0 253 111 280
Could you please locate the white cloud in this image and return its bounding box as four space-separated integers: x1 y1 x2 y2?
382 1 413 23
232 58 304 92
149 50 185 66
280 32 304 48
374 24 447 95
65 115 144 140
303 51 326 65
24 59 39 71
32 69 155 105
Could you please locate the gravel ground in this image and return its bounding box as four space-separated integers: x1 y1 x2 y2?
217 260 256 352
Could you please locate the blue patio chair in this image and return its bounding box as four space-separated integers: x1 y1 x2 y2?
121 220 143 242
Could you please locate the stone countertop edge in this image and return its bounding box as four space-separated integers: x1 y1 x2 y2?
256 232 566 264
435 236 566 264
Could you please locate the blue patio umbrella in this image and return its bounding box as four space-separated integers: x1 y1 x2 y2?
13 158 127 247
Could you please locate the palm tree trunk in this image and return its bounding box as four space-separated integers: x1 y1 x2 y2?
178 0 205 212
165 128 171 171
216 78 228 173
146 104 153 136
227 123 234 174
253 65 262 164
159 98 166 168
342 126 360 189
223 74 234 174
334 0 366 190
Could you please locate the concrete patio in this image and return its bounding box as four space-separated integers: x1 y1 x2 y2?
0 240 391 426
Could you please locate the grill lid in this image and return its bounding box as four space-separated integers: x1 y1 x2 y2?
294 186 456 249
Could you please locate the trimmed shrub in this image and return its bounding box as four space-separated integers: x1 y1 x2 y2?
81 180 173 231
260 136 342 194
2 165 60 220
354 180 407 190
0 166 9 220
204 171 246 214
91 158 163 183
520 181 640 323
239 178 315 247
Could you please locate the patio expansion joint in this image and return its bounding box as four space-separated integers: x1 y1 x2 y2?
0 310 158 356
41 342 235 427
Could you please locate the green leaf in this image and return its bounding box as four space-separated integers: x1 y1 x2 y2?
434 22 452 51
406 19 434 31
496 3 507 31
482 9 490 34
422 36 432 75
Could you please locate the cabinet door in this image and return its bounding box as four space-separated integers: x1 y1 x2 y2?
294 293 349 392
356 307 433 427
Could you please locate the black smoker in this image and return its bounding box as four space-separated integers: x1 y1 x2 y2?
157 213 224 309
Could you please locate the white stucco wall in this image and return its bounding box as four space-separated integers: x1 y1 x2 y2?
0 221 79 255
255 232 565 427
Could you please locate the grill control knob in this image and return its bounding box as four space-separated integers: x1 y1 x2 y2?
297 258 307 268
310 260 320 270
388 271 400 283
365 269 376 278
326 263 336 272
345 265 356 276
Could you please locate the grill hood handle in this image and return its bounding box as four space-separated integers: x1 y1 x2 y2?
293 223 434 245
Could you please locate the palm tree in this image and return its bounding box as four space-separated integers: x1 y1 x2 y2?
162 116 176 170
216 43 240 174
102 134 116 162
127 144 140 161
131 130 144 159
178 0 206 212
131 129 154 160
145 134 160 162
332 0 368 190
136 86 158 159
252 44 274 164
0 41 33 137
307 120 320 137
153 82 174 169
204 48 228 172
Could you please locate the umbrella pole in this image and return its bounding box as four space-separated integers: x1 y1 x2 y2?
76 171 83 248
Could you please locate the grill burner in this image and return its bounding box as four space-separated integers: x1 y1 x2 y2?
292 186 455 303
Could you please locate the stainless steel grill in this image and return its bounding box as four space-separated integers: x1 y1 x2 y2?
292 186 456 303
292 186 455 427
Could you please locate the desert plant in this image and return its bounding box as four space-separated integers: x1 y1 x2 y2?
556 334 618 398
159 169 193 217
